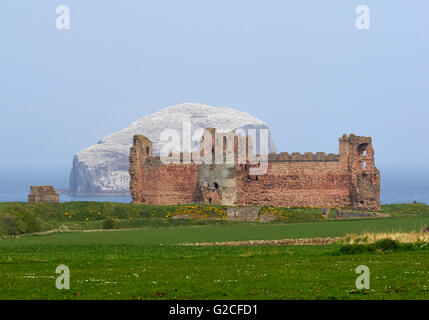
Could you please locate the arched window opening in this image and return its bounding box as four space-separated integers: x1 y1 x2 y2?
146 147 150 156
358 143 368 158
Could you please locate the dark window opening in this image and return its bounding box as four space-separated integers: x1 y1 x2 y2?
146 147 150 156
208 197 212 204
358 143 368 158
222 137 227 163
214 182 219 189
255 176 259 181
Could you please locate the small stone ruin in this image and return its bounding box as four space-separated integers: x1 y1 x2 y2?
28 186 60 203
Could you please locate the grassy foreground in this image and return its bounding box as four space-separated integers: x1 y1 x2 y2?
1 243 428 300
0 202 428 300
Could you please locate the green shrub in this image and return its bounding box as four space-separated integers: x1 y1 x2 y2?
338 244 374 255
339 238 412 255
0 213 25 235
111 206 128 219
29 202 59 220
5 205 43 233
103 217 116 229
374 238 401 251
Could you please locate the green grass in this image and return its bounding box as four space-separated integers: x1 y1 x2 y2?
0 202 428 299
0 215 428 247
1 201 428 236
1 244 428 300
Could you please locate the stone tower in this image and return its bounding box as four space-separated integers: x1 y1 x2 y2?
339 134 380 210
197 128 247 205
129 134 154 203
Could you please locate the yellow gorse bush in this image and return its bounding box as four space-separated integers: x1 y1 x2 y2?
171 205 227 219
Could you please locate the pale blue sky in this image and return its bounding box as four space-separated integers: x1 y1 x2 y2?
0 1 428 170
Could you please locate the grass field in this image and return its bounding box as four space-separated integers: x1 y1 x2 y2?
0 202 428 300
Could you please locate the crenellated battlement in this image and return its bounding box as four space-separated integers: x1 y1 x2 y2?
268 152 339 162
154 150 340 165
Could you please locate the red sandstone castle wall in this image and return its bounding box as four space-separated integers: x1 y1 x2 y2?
131 159 199 205
130 132 380 210
129 135 200 205
236 161 352 208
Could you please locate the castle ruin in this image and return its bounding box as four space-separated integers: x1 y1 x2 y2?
129 129 380 210
28 186 60 203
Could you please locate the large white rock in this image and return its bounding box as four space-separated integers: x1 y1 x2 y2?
69 103 277 196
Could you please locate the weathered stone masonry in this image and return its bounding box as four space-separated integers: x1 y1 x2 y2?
28 186 60 203
129 129 380 210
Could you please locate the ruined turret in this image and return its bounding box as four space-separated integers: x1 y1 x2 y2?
129 135 153 203
339 134 380 210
